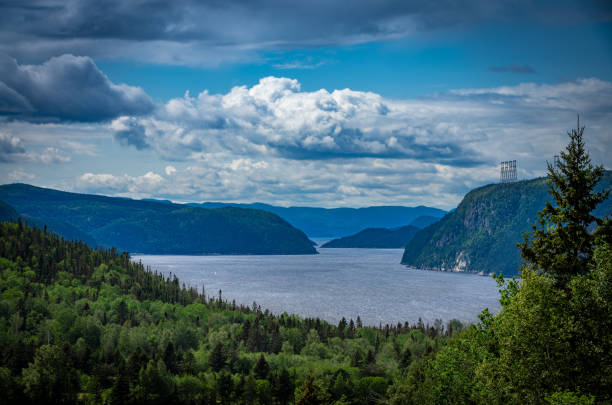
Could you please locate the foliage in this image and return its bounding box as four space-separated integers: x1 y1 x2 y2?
520 120 611 287
402 122 612 403
0 220 461 404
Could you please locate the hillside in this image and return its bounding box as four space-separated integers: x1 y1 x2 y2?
192 202 446 237
0 200 18 222
401 170 612 275
321 225 420 248
0 220 462 404
409 215 441 229
0 184 316 255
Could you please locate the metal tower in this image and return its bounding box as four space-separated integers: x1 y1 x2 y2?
500 160 517 183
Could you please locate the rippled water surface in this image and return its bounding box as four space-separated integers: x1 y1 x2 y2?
133 248 501 326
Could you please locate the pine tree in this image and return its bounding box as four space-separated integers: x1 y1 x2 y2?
209 342 226 372
520 118 610 288
253 354 270 380
275 368 294 405
296 372 325 405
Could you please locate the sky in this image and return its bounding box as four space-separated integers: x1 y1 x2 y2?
0 1 611 210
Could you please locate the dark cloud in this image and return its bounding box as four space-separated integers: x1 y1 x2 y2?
488 63 535 74
1 1 609 66
112 117 150 150
0 53 154 122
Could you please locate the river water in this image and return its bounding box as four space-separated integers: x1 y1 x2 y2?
133 248 501 327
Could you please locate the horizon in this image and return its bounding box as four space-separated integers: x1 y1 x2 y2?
1 1 611 211
2 166 583 211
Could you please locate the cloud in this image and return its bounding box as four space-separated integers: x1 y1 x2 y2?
488 63 535 74
1 1 609 67
113 76 612 168
115 76 484 165
0 133 26 162
8 169 35 181
0 53 154 122
8 75 612 209
111 116 150 149
77 171 164 196
0 132 73 164
34 147 71 164
98 75 612 208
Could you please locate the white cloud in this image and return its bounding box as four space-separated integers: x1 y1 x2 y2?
13 76 612 209
8 169 35 181
113 76 612 174
34 147 71 164
77 171 165 197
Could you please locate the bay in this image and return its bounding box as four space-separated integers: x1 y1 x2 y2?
133 248 501 327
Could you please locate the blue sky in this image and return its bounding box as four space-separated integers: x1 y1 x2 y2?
1 1 611 209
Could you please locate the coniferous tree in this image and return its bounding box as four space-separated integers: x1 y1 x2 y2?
520 118 611 288
253 354 270 380
275 368 294 405
209 342 226 372
296 372 325 405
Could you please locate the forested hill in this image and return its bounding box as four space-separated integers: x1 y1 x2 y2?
401 170 612 275
192 202 446 237
0 220 464 404
0 183 316 255
321 225 420 248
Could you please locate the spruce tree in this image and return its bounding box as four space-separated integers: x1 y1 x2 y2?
209 342 226 372
253 354 270 380
520 118 610 288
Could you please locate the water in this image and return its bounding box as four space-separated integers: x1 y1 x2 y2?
133 248 501 327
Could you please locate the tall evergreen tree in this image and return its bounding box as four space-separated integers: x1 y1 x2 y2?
209 342 226 372
253 354 270 380
520 118 610 287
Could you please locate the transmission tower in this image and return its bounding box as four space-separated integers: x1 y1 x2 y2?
500 160 517 183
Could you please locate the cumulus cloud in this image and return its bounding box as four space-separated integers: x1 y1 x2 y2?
94 76 612 208
77 171 164 196
8 75 612 209
0 53 154 122
1 1 609 67
114 76 484 164
112 76 612 170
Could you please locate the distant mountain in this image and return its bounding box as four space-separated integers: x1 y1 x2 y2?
192 202 446 237
321 225 420 248
409 215 441 229
401 171 612 276
0 200 18 222
0 184 316 255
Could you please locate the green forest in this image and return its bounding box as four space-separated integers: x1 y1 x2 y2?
0 125 610 404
